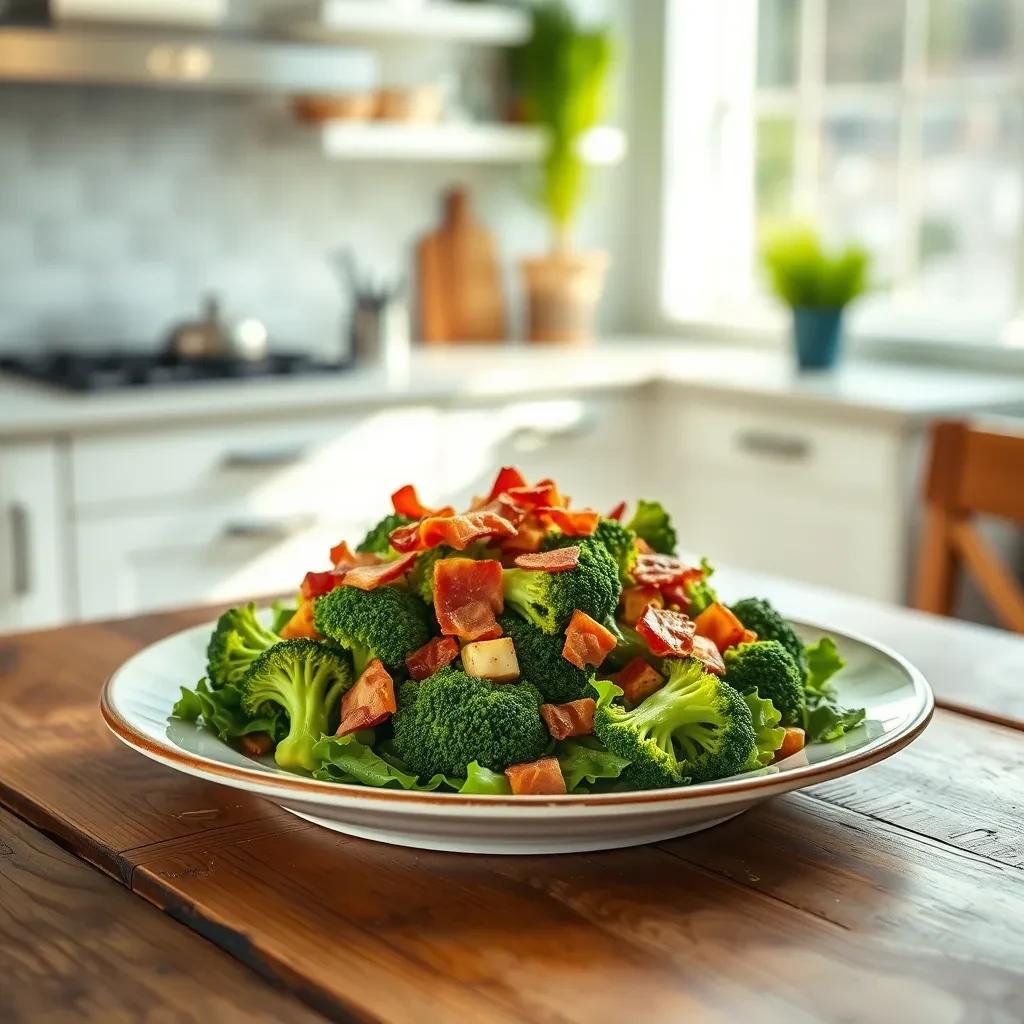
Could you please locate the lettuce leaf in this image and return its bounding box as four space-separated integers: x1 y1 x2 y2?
625 499 677 555
804 637 844 693
172 677 282 742
557 737 631 792
312 734 450 790
458 760 512 795
742 691 786 767
801 638 866 743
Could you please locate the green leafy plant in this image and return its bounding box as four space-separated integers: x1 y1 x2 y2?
518 1 615 245
761 225 870 309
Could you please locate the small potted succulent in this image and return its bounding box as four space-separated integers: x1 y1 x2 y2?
517 1 615 344
762 225 870 370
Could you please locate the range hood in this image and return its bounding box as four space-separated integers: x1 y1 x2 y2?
0 24 377 92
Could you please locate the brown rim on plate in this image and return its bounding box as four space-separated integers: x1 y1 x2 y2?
100 618 935 810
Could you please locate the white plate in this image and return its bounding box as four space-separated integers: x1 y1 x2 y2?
101 614 933 855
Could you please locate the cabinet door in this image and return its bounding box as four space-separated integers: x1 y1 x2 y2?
0 441 69 632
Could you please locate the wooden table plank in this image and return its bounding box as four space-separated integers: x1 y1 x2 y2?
0 805 326 1024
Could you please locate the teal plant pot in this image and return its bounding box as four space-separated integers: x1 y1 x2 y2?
792 307 843 370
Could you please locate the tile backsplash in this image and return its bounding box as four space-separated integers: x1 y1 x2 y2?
0 84 627 357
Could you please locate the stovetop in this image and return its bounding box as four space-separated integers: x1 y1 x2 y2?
0 350 353 393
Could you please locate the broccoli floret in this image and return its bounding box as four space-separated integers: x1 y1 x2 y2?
356 513 413 556
206 603 280 689
724 640 805 726
391 667 549 777
546 520 638 583
626 499 677 555
241 639 352 772
502 538 619 634
593 659 756 788
313 585 431 673
499 612 594 703
730 597 805 676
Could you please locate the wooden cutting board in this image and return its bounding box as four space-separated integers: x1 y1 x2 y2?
417 187 506 343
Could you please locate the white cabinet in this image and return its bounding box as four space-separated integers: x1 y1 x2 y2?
0 441 70 632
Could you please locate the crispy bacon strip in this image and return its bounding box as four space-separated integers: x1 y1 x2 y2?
562 610 617 670
607 500 627 521
537 506 599 537
507 479 563 510
337 659 396 736
341 552 417 591
690 634 726 676
609 656 664 705
500 516 548 556
540 698 596 741
505 756 567 795
485 466 528 503
477 493 527 526
693 602 747 653
632 553 703 588
329 540 380 571
635 605 696 658
513 546 580 573
390 484 453 520
390 510 517 553
404 636 461 681
300 570 344 601
434 558 505 641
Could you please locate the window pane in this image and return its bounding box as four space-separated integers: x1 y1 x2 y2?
928 0 1017 77
917 104 1022 317
756 114 795 228
818 113 901 280
757 0 800 87
825 0 905 83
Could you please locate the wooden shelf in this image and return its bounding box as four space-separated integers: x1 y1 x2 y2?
277 0 531 46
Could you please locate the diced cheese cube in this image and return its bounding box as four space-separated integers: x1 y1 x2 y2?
461 636 520 683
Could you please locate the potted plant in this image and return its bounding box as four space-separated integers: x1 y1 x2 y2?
517 1 615 344
762 225 870 370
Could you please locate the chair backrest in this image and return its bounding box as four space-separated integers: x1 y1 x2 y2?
913 420 1024 632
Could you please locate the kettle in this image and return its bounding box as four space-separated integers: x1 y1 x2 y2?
164 295 269 362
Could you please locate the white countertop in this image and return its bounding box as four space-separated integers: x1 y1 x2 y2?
2 339 1023 439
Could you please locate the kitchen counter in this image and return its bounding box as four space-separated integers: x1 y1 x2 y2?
2 339 1024 439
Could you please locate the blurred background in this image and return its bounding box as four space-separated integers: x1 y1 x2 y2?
1 0 1023 635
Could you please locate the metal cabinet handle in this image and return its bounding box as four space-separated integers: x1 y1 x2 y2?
222 514 316 541
735 430 812 462
9 504 30 597
221 446 307 470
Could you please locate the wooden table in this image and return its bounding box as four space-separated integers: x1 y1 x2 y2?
1 573 1022 1024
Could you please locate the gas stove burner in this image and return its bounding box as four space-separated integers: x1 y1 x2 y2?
0 350 353 393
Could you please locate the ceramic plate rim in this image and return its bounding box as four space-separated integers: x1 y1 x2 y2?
100 614 934 811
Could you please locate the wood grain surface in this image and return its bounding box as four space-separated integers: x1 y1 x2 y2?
1 596 1023 1023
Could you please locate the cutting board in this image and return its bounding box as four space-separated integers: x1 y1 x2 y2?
417 187 506 343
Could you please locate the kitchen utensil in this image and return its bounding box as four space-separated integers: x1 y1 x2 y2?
417 187 505 343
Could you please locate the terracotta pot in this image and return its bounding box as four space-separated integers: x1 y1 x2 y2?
520 250 609 344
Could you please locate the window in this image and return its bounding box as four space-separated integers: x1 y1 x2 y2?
662 0 1024 347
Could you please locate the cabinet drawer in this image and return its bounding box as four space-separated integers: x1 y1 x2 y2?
667 396 900 497
70 407 441 516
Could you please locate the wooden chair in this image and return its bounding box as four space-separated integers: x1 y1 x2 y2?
913 419 1024 632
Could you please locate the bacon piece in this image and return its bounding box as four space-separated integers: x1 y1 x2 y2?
620 584 663 624
329 540 380 571
279 600 320 640
690 634 726 676
485 466 528 503
607 500 627 521
500 516 548 556
341 552 417 591
300 570 345 601
776 726 806 761
635 605 696 658
389 510 517 553
505 756 566 795
540 698 596 741
238 732 274 757
390 483 453 520
537 506 599 537
405 635 460 681
477 493 528 526
507 479 563 510
660 583 690 611
609 656 664 705
693 602 747 653
434 558 504 641
632 553 703 588
337 659 396 736
562 610 617 670
513 545 580 573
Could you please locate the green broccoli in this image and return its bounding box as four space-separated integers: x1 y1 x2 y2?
724 640 805 726
684 557 719 616
355 513 413 556
730 597 806 676
241 639 352 772
593 659 756 788
206 603 280 689
547 519 638 583
626 499 677 555
502 538 619 634
391 667 549 777
741 690 786 768
313 585 432 673
499 611 594 703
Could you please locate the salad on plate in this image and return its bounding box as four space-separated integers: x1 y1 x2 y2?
173 467 865 796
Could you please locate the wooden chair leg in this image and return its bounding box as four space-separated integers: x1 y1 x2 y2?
913 507 959 617
950 521 1024 634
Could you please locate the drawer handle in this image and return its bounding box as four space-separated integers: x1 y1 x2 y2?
735 430 812 461
222 514 316 541
221 447 307 470
9 504 30 597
